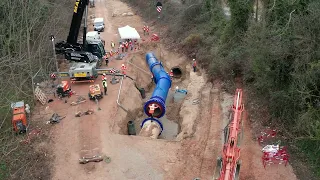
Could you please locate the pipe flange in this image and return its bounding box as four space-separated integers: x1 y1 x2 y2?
144 96 166 118
141 117 164 135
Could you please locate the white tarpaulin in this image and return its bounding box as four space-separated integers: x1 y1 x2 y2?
118 25 141 40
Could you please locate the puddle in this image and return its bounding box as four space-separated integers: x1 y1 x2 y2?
158 115 179 140
133 114 179 141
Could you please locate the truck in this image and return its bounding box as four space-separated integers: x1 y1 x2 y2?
55 0 106 61
11 101 29 134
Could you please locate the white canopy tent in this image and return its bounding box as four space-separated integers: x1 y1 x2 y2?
118 25 141 40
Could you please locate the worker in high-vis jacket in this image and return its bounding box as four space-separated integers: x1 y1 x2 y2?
111 41 115 51
192 59 197 72
101 73 106 80
102 78 108 95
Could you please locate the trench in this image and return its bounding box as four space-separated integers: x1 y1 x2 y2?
116 68 187 141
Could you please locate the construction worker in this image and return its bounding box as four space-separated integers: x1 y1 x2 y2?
129 40 133 51
121 64 127 75
102 77 108 95
111 41 115 51
121 43 125 53
175 86 179 93
104 53 109 66
192 59 197 72
169 70 174 78
125 41 129 52
143 25 146 36
146 26 149 35
102 73 106 80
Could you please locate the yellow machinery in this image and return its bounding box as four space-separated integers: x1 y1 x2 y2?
88 84 103 100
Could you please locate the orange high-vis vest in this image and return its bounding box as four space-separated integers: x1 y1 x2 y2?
121 65 127 70
193 61 197 67
169 72 173 77
143 26 146 31
146 26 149 32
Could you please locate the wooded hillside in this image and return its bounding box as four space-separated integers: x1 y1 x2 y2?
0 0 72 179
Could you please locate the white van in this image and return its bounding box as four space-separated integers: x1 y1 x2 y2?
93 18 105 32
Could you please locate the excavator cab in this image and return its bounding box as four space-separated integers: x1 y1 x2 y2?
56 81 72 98
11 101 28 134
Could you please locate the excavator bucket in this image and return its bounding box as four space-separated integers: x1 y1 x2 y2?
234 160 241 180
213 157 222 180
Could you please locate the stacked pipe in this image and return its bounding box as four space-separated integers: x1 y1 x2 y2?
139 53 171 139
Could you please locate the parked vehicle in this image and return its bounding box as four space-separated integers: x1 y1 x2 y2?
93 18 105 32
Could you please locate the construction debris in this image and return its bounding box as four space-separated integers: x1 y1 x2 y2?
70 96 86 106
47 113 65 124
79 155 103 164
75 109 94 117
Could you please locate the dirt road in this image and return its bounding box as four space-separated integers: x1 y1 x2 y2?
48 0 299 180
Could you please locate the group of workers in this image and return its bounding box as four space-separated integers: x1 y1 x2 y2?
100 24 198 97
104 40 140 67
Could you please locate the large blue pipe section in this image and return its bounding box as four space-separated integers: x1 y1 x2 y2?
141 53 171 133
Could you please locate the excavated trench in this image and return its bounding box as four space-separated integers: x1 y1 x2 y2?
117 69 187 141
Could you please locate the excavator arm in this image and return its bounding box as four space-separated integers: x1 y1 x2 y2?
215 89 244 180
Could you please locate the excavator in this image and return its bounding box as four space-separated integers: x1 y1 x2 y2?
55 0 106 62
214 89 244 180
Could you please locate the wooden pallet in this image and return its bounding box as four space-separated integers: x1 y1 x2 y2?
35 86 47 105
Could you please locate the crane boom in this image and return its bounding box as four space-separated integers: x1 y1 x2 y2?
67 0 88 45
54 0 106 62
215 89 244 180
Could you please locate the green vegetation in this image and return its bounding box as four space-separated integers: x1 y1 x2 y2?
0 0 72 179
122 0 320 178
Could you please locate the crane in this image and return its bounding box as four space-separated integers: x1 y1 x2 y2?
55 0 106 61
215 89 244 180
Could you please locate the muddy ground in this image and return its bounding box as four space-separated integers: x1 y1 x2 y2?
27 0 299 179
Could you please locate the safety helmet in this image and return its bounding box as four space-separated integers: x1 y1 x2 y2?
121 64 125 67
103 73 106 76
193 59 195 61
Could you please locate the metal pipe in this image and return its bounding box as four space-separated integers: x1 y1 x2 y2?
116 76 128 113
143 53 171 118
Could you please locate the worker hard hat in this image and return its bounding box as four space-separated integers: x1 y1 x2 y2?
193 59 195 61
121 64 125 66
103 73 106 76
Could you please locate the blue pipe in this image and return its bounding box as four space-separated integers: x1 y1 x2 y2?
143 53 172 119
